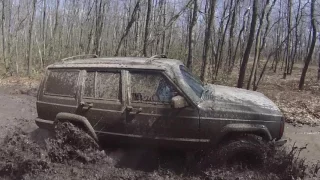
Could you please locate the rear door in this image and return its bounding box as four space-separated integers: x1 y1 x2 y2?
125 70 200 148
37 69 80 121
79 69 126 141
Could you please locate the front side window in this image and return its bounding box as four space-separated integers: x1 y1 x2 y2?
84 71 121 100
130 72 176 103
45 70 79 97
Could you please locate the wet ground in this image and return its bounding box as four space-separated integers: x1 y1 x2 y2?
0 84 319 179
285 124 320 164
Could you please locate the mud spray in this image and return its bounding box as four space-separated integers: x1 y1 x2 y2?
0 122 318 180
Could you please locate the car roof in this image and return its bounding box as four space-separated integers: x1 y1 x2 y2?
47 57 184 71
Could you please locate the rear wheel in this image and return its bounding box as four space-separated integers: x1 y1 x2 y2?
48 121 101 163
54 121 99 150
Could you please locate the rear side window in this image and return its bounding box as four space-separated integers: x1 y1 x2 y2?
84 71 121 101
44 70 79 97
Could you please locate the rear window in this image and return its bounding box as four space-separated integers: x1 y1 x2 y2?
44 70 79 97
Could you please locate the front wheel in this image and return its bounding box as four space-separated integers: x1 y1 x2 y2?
203 134 269 168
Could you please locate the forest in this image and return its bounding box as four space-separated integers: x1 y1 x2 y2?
0 1 319 179
0 0 319 91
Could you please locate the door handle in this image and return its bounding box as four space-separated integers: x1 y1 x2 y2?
126 106 142 114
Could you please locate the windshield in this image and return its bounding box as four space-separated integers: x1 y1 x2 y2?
180 66 204 97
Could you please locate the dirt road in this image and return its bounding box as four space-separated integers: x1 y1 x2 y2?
0 87 319 163
0 87 38 140
0 86 319 179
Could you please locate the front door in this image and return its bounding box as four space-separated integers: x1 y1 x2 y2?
80 70 126 141
126 71 200 148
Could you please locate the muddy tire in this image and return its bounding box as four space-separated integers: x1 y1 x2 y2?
48 121 101 163
53 121 100 150
204 135 268 168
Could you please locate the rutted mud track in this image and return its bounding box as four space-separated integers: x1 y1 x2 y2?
0 87 319 179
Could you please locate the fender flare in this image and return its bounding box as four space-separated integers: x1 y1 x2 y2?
55 112 98 142
220 123 272 141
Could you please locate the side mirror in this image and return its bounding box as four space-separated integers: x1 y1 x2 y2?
171 95 188 109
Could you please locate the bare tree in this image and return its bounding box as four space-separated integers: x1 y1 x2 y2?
143 0 152 57
1 0 7 73
237 0 257 88
283 0 292 79
40 0 46 68
115 0 141 56
160 0 166 54
299 0 317 90
27 0 37 76
0 0 317 91
93 0 106 56
247 0 271 90
186 0 197 71
200 0 216 82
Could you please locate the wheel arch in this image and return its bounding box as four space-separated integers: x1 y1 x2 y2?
218 123 272 143
55 112 98 142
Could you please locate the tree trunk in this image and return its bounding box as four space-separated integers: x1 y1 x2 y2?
237 0 257 88
143 0 152 57
93 0 105 56
186 0 197 71
227 0 237 69
247 0 271 90
27 0 37 76
299 0 316 90
229 8 248 74
200 0 216 82
41 0 46 68
289 0 301 75
115 0 140 56
160 0 166 54
48 0 60 62
214 1 230 80
1 0 7 73
283 0 292 79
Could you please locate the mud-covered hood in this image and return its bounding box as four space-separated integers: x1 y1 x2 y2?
199 84 282 118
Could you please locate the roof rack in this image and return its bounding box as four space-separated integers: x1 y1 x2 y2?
61 54 98 62
150 54 167 58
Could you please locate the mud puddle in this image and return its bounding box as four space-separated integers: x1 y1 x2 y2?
284 124 320 165
0 122 319 180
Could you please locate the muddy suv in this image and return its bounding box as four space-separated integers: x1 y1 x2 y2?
36 55 286 162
